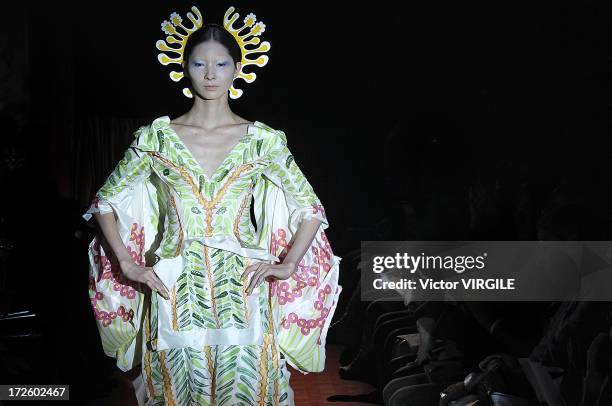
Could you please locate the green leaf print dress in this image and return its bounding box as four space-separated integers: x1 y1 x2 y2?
83 116 342 406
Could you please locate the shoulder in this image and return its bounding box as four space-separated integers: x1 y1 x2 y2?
251 121 288 149
130 116 172 152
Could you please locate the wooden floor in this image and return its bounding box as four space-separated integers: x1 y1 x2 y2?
97 344 376 405
291 344 377 405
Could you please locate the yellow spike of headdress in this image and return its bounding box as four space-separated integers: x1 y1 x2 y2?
156 5 270 99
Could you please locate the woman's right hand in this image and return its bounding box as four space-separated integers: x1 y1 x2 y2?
120 260 170 300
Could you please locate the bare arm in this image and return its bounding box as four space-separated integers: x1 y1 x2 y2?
93 211 137 266
93 210 170 300
280 217 322 267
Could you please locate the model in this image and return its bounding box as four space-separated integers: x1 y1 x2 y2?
82 6 342 405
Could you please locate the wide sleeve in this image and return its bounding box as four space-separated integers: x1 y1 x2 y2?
253 129 342 374
82 125 154 222
260 130 329 234
82 125 160 372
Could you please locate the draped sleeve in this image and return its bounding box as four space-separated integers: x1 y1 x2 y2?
83 126 156 222
260 130 329 232
253 129 342 374
82 125 161 372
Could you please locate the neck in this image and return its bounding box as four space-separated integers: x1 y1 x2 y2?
184 93 237 128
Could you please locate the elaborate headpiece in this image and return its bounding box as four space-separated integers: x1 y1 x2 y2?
156 6 271 99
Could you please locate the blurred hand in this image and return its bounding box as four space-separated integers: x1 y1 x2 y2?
120 260 170 300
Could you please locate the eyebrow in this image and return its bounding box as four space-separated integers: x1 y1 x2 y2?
192 55 230 59
191 58 229 62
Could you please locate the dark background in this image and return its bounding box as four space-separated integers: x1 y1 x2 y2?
23 1 611 235
0 0 609 402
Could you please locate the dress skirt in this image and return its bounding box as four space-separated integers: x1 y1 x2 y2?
136 243 295 406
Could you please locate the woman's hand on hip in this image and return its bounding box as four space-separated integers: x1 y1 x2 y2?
241 261 297 295
120 259 170 300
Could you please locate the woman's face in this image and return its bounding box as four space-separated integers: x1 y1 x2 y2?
184 40 241 100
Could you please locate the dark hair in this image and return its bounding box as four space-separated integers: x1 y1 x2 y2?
183 23 242 67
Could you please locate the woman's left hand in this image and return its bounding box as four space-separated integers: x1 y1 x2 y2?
241 261 297 295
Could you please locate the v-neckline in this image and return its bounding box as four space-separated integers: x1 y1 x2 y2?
157 116 257 183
